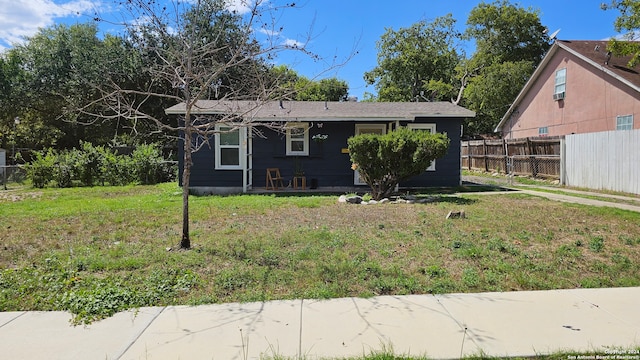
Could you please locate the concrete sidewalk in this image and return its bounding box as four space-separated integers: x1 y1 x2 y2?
507 188 640 213
1 287 639 359
462 175 640 213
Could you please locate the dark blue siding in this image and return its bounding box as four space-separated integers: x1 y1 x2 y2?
180 117 463 190
401 117 462 188
253 122 357 188
177 137 243 187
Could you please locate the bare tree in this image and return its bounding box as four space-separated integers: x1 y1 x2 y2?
82 0 350 249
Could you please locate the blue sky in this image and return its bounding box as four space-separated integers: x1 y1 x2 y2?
0 0 623 99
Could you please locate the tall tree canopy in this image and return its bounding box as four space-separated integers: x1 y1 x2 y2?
268 65 349 101
5 23 116 148
364 14 462 102
462 0 549 135
0 22 169 150
464 0 549 66
603 0 640 66
363 1 549 135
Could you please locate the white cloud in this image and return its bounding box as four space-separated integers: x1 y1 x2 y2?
224 0 254 15
258 28 279 36
0 0 99 50
283 38 303 48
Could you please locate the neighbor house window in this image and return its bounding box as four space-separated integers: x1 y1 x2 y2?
407 123 437 171
538 127 549 136
554 68 566 99
616 115 634 130
286 122 309 156
215 124 242 169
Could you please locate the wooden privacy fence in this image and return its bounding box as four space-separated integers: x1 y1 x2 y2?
461 136 562 179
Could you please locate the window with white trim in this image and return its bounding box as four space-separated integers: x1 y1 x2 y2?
538 127 549 136
407 123 437 171
215 124 242 169
286 122 309 156
554 68 566 98
616 115 634 130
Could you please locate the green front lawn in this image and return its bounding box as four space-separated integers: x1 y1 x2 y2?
1 183 640 324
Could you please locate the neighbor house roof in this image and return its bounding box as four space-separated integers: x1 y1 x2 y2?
494 40 640 132
165 100 475 121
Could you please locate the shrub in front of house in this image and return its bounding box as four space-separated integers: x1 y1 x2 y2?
348 127 450 200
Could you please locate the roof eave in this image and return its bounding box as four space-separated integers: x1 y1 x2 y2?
496 40 640 133
559 41 640 93
166 105 476 119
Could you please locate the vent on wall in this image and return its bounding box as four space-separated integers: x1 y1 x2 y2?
553 92 565 101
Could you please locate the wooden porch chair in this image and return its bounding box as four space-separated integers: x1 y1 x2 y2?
266 168 285 190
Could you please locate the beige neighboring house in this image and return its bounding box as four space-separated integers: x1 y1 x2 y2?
495 40 640 138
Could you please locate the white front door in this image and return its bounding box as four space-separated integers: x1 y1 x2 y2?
354 124 387 185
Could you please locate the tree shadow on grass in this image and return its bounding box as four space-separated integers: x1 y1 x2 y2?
431 196 477 205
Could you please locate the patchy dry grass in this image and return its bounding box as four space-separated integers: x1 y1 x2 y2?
1 183 640 323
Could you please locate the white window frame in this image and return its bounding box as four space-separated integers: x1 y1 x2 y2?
286 122 309 156
554 68 566 97
616 114 634 130
215 124 243 170
538 127 549 136
407 123 437 171
355 123 388 135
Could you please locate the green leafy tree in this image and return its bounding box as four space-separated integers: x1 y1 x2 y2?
348 128 450 200
10 23 119 148
464 0 549 66
295 77 348 101
462 0 549 135
603 1 640 66
268 65 348 101
364 14 462 102
463 61 535 135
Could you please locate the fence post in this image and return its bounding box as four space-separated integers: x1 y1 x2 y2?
560 137 566 185
502 138 507 174
525 137 536 177
483 139 488 172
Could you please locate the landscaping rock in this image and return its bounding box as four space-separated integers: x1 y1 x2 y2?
338 195 347 203
368 200 378 205
379 198 390 204
346 195 363 204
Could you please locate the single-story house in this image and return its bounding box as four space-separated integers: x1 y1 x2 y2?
495 40 640 138
165 100 475 194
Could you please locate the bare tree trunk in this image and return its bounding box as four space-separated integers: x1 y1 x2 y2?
180 118 192 249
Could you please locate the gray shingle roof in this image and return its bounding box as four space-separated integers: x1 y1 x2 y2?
165 100 475 121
